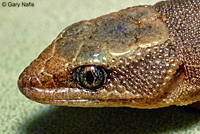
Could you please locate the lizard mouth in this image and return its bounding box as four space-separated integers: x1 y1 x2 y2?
18 58 186 108
18 65 186 108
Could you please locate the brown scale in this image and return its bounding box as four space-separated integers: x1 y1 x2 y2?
18 0 200 108
153 0 200 105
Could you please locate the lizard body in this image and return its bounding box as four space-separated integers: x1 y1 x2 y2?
18 0 200 109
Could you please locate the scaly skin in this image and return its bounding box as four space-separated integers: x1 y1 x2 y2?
18 0 200 109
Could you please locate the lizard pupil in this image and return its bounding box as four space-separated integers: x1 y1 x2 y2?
86 71 94 85
76 66 106 90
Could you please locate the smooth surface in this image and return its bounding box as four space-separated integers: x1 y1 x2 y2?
1 0 200 133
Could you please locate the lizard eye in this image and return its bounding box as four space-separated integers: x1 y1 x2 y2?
75 66 106 90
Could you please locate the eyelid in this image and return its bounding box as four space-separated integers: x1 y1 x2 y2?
74 66 107 90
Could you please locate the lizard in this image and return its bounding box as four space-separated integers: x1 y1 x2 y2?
18 0 200 109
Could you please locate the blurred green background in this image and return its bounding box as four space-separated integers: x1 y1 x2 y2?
1 0 200 133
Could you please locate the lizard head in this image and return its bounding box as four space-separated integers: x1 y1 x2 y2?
18 6 187 108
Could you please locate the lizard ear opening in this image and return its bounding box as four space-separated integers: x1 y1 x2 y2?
174 65 185 80
166 65 185 93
